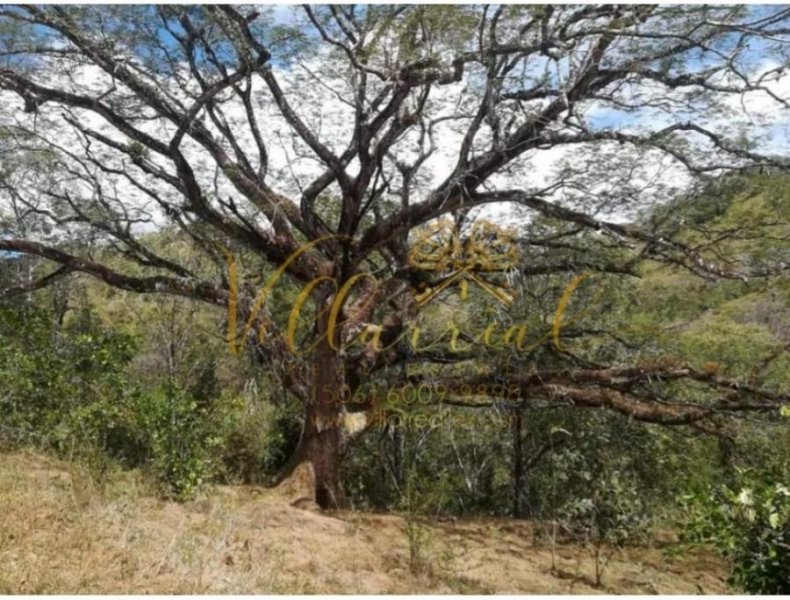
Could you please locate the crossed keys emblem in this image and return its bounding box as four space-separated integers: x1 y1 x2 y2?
408 218 520 307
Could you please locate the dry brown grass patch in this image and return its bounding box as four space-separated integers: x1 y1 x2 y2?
0 451 731 594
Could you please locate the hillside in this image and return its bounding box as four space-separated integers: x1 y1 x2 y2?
0 451 730 594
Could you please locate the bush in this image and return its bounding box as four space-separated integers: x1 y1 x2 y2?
210 389 302 485
0 304 138 456
556 462 651 587
680 469 790 594
0 302 303 500
133 385 219 500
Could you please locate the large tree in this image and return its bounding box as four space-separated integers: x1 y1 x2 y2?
1 5 789 508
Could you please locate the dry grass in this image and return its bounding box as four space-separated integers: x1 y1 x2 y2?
0 451 731 594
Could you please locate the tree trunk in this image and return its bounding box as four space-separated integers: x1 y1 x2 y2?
277 307 349 510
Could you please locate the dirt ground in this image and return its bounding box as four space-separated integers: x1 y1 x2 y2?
0 451 731 594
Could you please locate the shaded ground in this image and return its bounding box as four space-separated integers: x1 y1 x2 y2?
0 451 730 594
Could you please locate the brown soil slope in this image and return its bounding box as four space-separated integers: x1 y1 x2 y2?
0 451 730 594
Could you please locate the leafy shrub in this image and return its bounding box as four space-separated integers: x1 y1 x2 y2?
680 469 790 594
134 385 218 500
0 300 305 500
209 388 302 485
0 305 138 454
558 466 651 586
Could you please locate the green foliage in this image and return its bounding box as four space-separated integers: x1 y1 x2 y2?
561 473 651 546
680 469 790 593
133 385 218 500
344 412 508 516
395 5 478 59
210 390 302 485
399 471 436 577
0 301 294 499
0 303 138 456
559 467 651 587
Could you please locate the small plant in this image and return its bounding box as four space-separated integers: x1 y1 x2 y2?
545 429 652 588
679 469 790 594
135 385 217 500
399 472 435 577
561 472 650 587
404 515 433 577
